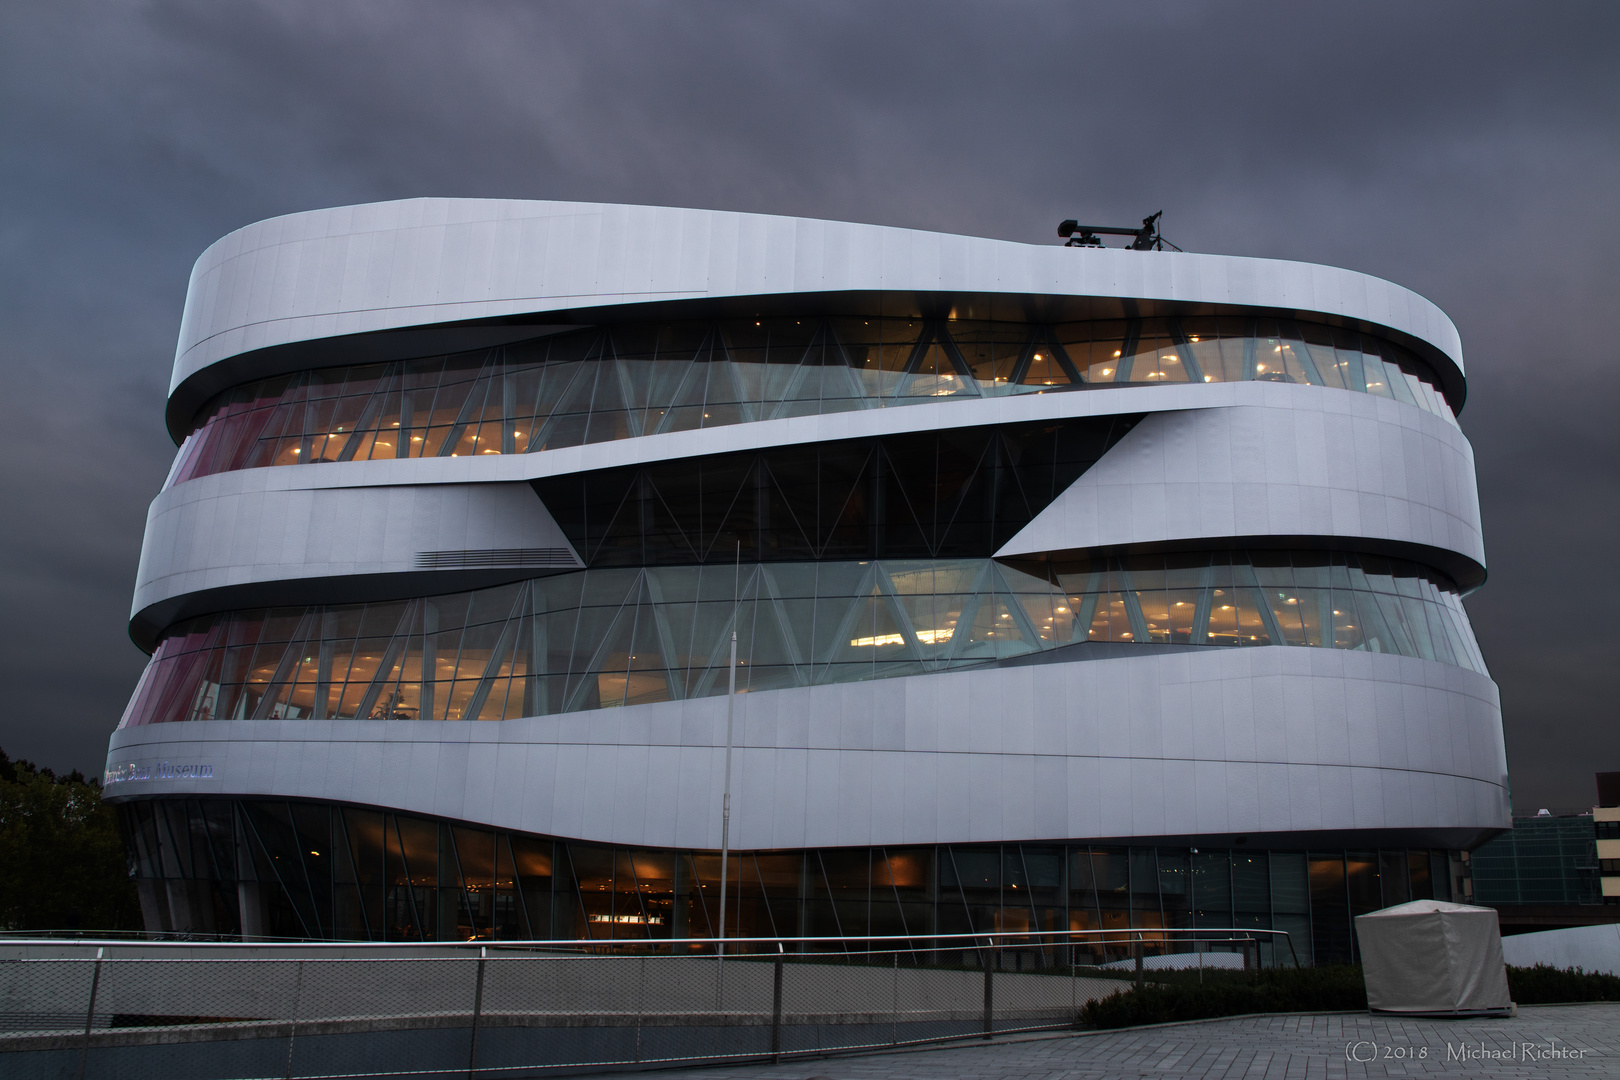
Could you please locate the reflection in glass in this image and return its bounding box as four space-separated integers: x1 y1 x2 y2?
167 316 1458 487
120 549 1487 730
534 418 1140 566
119 796 1454 964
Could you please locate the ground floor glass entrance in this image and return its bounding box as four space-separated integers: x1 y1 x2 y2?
119 798 1460 966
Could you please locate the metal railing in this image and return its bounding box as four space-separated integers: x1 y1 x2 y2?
0 928 1298 1080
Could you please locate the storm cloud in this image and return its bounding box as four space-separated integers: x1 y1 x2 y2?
1 1 1615 809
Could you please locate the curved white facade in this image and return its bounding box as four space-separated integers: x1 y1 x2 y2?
107 200 1506 960
167 200 1465 410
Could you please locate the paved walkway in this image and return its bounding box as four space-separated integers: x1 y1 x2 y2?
639 1004 1619 1079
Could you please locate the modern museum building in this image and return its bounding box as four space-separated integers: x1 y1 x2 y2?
105 199 1509 965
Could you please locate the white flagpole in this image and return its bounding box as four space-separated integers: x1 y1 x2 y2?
718 545 740 960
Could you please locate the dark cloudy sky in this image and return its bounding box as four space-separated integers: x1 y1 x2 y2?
1 2 1615 810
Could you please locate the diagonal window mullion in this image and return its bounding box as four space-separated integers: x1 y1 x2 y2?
820 321 874 409
354 599 420 721
765 329 822 420
872 563 926 666
611 353 646 439
761 459 815 557
992 432 1039 548
942 560 997 665
523 582 550 718
527 359 593 450
643 570 687 703
697 456 759 562
874 442 931 556
1190 563 1217 646
707 326 759 424
561 572 645 714
1115 319 1142 381
312 611 339 720
760 566 810 686
1042 328 1086 384
444 828 481 942
249 610 319 719
1122 566 1152 643
813 562 882 682
816 444 878 559
899 324 935 375
933 324 979 382
936 436 996 550
1007 330 1042 385
1167 319 1205 384
434 351 500 456
688 573 748 700
1282 321 1327 386
892 323 937 398
499 360 520 454
336 808 374 940
437 596 474 718
645 472 701 564
989 563 1048 653
334 367 399 462
679 565 707 700
459 590 528 722
238 805 316 940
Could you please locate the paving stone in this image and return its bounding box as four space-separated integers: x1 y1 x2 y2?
633 1004 1619 1080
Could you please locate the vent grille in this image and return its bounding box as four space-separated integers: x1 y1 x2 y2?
414 548 577 569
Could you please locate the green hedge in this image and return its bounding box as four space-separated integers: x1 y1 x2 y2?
1507 964 1620 1004
1078 962 1620 1028
1079 966 1367 1028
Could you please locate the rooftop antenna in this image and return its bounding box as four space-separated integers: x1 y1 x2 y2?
1057 211 1182 251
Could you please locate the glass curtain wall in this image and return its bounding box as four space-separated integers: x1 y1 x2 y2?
167 315 1457 487
1469 816 1602 905
119 549 1487 730
120 797 1456 966
531 419 1140 566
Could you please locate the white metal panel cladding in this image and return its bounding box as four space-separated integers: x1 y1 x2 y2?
131 481 578 621
103 646 1508 850
997 396 1486 572
172 199 1465 394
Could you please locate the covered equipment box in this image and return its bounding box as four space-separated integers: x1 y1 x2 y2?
1355 900 1513 1016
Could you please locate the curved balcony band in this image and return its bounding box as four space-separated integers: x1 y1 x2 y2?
164 201 1469 430
118 547 1487 731
166 315 1455 488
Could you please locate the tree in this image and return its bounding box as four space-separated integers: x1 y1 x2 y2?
0 749 140 932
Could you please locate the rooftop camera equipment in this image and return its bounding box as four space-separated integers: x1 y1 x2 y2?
1057 211 1181 251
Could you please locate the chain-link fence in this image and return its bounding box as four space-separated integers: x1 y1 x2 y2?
0 929 1297 1080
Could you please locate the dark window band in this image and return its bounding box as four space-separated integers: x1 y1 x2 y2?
165 315 1456 487
119 549 1486 730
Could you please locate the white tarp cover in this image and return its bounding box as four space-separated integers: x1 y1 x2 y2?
1355 900 1512 1014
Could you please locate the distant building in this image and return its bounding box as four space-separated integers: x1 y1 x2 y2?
1471 773 1620 933
1471 815 1599 904
1598 772 1620 904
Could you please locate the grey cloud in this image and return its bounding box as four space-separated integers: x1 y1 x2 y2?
0 0 1615 808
